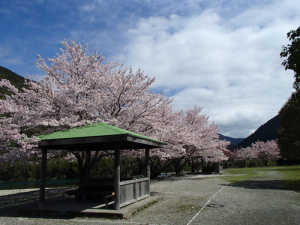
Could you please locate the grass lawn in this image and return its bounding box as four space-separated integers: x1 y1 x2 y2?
222 165 300 192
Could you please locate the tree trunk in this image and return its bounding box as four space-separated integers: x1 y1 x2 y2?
150 157 173 178
172 157 189 175
72 150 112 186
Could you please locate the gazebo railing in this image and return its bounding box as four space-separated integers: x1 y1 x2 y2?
119 177 150 208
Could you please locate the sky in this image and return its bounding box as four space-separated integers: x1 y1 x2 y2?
0 0 299 138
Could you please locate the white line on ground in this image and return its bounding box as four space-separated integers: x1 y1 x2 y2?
186 186 226 225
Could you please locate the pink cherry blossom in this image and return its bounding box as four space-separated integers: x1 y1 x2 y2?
235 140 281 161
1 41 230 174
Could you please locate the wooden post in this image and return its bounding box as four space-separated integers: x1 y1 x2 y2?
191 157 195 173
39 148 47 208
114 146 120 210
86 150 91 182
145 148 150 194
134 178 138 201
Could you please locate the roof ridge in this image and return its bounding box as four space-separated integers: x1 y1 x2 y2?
99 122 125 135
98 122 166 144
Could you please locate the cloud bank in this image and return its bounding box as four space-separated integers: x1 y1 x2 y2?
113 0 298 137
1 0 299 138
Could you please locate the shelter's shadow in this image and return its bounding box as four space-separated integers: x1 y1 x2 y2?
0 190 41 217
0 188 75 218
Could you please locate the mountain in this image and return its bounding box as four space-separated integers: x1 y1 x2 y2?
0 66 27 97
234 115 281 149
219 134 244 145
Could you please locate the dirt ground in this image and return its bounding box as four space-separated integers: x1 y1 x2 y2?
0 171 299 225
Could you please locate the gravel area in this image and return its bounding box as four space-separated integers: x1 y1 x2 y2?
0 172 299 225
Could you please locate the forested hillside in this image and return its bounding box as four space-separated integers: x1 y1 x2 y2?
0 66 27 97
234 115 281 149
218 134 244 148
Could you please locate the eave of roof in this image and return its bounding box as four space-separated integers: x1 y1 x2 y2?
37 122 167 150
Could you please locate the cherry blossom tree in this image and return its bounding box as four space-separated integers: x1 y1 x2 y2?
1 41 230 179
0 42 166 176
235 140 281 166
146 106 229 176
234 146 258 160
170 107 229 174
251 140 281 161
1 42 181 181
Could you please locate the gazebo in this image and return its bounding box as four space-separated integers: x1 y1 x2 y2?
37 122 167 210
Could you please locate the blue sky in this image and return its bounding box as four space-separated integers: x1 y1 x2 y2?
1 0 299 138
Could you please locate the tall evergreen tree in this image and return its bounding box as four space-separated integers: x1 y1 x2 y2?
278 27 300 162
278 93 300 162
280 26 300 91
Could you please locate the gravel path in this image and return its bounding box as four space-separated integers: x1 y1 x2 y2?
0 172 299 225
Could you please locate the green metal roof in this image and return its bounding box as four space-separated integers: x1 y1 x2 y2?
37 122 167 145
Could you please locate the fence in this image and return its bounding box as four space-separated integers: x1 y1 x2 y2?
119 177 150 208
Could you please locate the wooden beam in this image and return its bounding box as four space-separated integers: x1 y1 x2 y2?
114 146 120 210
146 148 150 179
39 148 47 208
38 135 128 148
126 135 166 148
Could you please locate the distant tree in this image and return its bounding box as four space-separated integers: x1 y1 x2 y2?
235 140 281 162
280 26 300 91
251 140 281 161
278 26 300 162
235 146 258 161
150 107 229 175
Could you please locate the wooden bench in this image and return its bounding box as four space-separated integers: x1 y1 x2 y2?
66 189 114 200
202 167 217 173
67 181 114 201
202 166 223 173
103 194 115 208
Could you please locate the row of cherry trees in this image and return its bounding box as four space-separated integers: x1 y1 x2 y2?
0 41 229 178
234 140 281 164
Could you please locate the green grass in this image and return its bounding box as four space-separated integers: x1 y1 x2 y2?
137 199 159 212
177 204 202 212
277 166 300 192
221 167 261 183
222 166 300 192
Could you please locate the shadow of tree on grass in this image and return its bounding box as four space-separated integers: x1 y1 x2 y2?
226 179 291 191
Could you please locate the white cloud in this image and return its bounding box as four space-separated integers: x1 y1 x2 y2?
116 0 298 137
1 0 298 138
0 44 23 66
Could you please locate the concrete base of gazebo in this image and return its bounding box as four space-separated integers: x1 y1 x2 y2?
19 195 160 219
